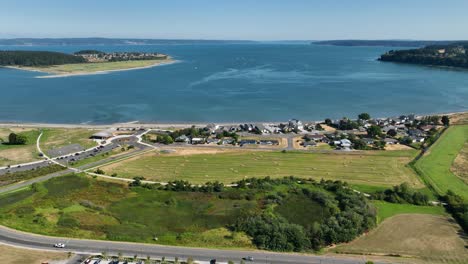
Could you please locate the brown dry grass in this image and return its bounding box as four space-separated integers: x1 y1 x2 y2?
0 128 35 138
385 144 413 151
0 244 68 264
335 214 468 263
452 142 468 184
449 112 468 125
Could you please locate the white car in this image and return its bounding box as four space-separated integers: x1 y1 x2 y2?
53 243 66 248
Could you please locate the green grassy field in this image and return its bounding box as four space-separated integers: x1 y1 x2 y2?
21 59 172 75
100 150 423 187
40 128 98 156
0 174 258 248
0 128 41 166
413 125 468 200
373 201 446 223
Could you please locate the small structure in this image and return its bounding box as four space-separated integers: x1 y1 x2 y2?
90 130 113 140
384 138 398 145
175 135 190 143
191 137 206 144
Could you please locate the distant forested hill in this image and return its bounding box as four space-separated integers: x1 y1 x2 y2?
0 38 256 46
313 40 460 47
379 42 468 69
0 51 85 66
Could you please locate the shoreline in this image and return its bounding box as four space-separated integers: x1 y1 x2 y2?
4 58 178 78
0 111 466 129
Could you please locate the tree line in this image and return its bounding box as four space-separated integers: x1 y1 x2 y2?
0 51 85 66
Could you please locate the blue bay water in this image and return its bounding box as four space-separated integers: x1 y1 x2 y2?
0 44 467 124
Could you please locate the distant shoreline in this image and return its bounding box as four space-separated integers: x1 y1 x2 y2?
4 58 177 78
0 111 466 129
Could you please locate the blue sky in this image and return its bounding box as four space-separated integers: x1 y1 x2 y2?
1 0 468 40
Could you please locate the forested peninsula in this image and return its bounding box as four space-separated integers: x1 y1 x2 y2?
379 42 468 69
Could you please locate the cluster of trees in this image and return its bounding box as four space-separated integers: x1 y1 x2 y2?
232 214 311 251
372 183 429 205
129 178 225 193
443 191 468 233
0 51 86 66
379 43 468 69
232 178 376 251
5 133 28 145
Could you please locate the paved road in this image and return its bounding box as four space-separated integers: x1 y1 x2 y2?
0 226 376 264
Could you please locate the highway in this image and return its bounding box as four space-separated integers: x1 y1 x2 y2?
0 226 375 264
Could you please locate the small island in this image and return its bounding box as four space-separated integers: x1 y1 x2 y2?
0 50 173 77
379 42 468 69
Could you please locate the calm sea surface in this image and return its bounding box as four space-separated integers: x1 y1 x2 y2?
0 44 467 124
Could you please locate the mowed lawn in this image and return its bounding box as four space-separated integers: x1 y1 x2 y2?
373 201 446 223
40 128 98 155
101 150 423 187
414 125 468 200
335 214 468 263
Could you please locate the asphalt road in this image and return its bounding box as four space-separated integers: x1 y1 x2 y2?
0 226 375 264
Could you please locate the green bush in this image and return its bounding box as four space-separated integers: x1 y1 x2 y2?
57 215 80 228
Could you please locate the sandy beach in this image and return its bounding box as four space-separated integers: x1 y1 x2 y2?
5 58 178 78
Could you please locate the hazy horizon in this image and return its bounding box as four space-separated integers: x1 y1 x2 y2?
2 0 468 40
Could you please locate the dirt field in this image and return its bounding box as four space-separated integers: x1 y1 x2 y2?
335 214 468 263
0 244 68 264
452 142 468 184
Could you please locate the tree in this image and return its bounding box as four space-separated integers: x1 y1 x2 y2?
324 118 332 126
367 125 382 138
8 133 27 145
441 115 450 126
358 113 371 120
387 129 397 137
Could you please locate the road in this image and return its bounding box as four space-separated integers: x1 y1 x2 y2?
0 226 377 264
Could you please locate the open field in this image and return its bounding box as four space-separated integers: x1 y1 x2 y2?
452 142 468 184
0 128 41 166
40 128 98 156
0 174 377 252
14 58 173 77
0 174 258 248
373 201 446 223
335 214 468 263
449 112 468 125
413 125 468 200
100 149 423 187
0 243 69 264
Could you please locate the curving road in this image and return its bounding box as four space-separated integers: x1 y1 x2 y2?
0 225 375 264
